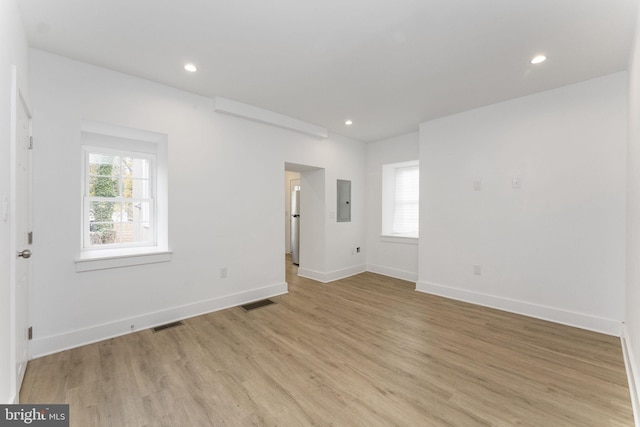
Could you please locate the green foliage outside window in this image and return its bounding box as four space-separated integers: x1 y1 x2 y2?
90 163 118 243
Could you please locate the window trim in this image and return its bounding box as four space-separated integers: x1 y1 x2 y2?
379 235 419 245
75 121 171 272
75 248 172 272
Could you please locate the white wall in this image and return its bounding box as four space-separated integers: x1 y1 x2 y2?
296 159 368 282
326 157 367 280
0 0 29 404
418 73 627 336
298 168 327 277
626 2 640 420
365 132 419 281
29 49 366 357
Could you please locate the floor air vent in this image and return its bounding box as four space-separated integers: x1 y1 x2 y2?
152 321 183 333
241 299 275 312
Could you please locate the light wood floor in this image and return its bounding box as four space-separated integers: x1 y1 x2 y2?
21 258 634 426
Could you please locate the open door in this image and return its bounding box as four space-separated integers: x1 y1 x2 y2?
290 181 301 265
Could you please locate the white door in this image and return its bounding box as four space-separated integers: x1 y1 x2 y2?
13 76 31 396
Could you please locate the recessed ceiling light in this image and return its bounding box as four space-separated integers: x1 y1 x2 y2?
530 55 547 65
184 63 197 72
345 120 353 126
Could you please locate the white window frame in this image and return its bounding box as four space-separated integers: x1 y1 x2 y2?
82 146 157 250
75 121 171 272
382 160 419 240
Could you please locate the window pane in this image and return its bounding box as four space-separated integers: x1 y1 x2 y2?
132 201 151 223
89 153 116 167
89 153 118 176
89 175 118 197
111 202 128 223
90 200 118 223
393 202 419 234
119 222 151 244
395 166 419 202
88 199 152 246
89 221 117 245
121 157 134 177
127 157 149 180
392 165 419 235
122 178 151 199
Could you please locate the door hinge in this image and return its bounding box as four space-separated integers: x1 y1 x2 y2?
28 136 33 150
28 231 33 245
28 326 32 340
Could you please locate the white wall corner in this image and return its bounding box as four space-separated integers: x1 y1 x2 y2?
622 324 640 427
297 264 366 283
416 280 623 336
366 264 418 283
213 96 328 139
29 282 288 358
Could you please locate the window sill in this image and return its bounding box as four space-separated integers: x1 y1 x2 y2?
380 235 419 245
75 247 172 272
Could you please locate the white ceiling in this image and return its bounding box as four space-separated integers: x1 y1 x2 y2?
17 0 638 142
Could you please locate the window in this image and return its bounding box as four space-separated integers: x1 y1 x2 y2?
83 148 155 248
382 160 419 239
76 121 170 272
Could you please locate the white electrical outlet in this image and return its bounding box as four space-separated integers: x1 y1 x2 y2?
220 267 227 278
473 180 482 191
473 264 481 275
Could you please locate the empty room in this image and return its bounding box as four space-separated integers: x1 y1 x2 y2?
2 0 640 425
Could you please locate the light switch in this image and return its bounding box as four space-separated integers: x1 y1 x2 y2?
473 264 481 275
473 180 482 191
512 177 521 188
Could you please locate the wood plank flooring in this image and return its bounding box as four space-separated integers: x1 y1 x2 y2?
21 258 634 426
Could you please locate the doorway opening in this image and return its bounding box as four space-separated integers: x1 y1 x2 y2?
284 163 325 275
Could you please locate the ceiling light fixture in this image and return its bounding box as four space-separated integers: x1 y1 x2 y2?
530 55 547 65
345 120 353 126
184 63 197 72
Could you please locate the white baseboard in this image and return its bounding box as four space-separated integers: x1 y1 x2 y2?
366 264 418 282
30 282 288 358
622 324 640 427
416 280 622 336
297 264 366 283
